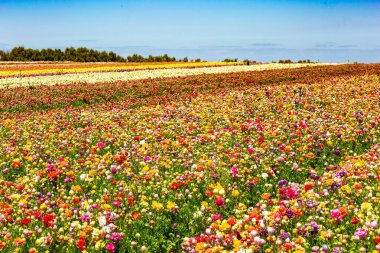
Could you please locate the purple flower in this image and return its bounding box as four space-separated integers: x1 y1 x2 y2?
285 209 295 218
278 179 288 187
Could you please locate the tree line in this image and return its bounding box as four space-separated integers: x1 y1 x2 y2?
0 47 201 63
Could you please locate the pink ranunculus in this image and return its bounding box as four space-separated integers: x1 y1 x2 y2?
230 166 238 176
355 228 368 239
330 209 341 219
215 196 225 207
97 142 105 149
113 200 121 207
212 213 222 221
106 243 115 252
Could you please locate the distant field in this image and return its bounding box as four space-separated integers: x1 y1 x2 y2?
0 63 379 253
0 62 334 88
0 61 242 78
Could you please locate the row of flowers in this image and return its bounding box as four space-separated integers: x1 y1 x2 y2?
0 69 379 252
0 63 334 88
0 62 242 78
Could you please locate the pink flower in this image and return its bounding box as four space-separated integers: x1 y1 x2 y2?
106 243 115 252
355 228 368 239
97 142 105 149
230 166 238 177
113 201 121 207
212 213 222 221
215 196 225 207
330 209 341 219
247 147 254 154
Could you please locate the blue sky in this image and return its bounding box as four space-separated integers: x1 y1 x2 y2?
0 0 379 62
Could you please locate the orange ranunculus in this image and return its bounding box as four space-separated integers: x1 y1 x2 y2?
338 207 347 218
227 217 237 226
132 211 141 220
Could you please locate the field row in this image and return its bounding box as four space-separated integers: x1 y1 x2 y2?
0 62 241 78
0 63 334 88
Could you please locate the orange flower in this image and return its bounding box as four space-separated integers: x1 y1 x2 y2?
132 211 141 220
338 207 347 218
305 152 315 159
205 189 213 197
227 217 237 226
261 193 271 200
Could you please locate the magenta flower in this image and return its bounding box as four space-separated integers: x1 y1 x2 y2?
214 196 224 207
212 213 222 221
97 142 105 149
330 209 341 219
230 165 238 177
106 243 115 252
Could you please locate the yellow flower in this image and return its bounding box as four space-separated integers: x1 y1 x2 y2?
103 204 112 211
219 221 231 231
152 201 164 212
341 185 351 194
361 202 372 211
167 201 176 210
201 201 209 208
233 238 241 251
232 190 239 197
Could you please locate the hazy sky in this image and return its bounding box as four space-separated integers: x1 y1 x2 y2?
1 0 379 62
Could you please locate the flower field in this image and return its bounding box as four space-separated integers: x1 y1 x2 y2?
0 63 380 253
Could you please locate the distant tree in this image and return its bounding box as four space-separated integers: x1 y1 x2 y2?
279 59 292 63
1 46 181 62
194 58 201 62
223 58 238 62
183 57 188 62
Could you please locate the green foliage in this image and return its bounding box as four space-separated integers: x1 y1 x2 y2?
0 47 191 63
0 46 127 62
279 59 293 63
223 58 238 62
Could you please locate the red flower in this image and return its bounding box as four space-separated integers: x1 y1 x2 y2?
170 182 179 190
304 183 313 191
127 196 135 206
76 239 86 251
351 217 360 225
21 218 31 226
42 214 55 228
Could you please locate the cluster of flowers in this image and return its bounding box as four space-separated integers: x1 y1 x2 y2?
0 63 332 88
183 143 380 252
0 62 241 78
0 66 379 252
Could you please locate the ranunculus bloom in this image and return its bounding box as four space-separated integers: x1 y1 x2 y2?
351 217 360 224
106 243 115 252
212 213 222 221
97 142 105 149
330 209 341 219
214 196 224 207
355 228 368 239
